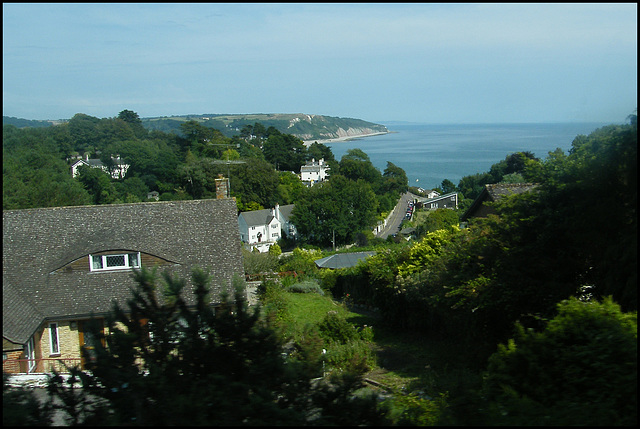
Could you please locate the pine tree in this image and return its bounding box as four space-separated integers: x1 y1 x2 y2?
46 267 388 425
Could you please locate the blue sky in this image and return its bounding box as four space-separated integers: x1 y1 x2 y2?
3 3 637 124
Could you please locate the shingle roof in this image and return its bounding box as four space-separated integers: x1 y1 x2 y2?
485 183 538 200
3 199 244 345
461 183 538 221
238 204 294 227
277 204 295 221
314 252 376 269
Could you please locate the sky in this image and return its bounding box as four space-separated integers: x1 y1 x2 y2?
2 3 637 124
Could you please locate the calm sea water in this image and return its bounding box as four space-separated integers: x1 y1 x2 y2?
327 122 609 189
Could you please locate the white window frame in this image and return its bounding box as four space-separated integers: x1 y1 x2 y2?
49 322 60 355
25 337 36 373
89 252 141 272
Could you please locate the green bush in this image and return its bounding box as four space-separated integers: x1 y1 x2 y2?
318 311 362 344
324 340 375 375
286 279 325 295
317 311 376 374
259 280 291 327
482 296 637 425
386 392 448 426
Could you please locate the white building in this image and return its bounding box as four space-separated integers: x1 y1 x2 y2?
71 155 130 179
300 158 330 186
238 204 297 253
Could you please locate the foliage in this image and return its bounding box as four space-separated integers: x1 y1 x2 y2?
481 297 637 425
3 125 92 209
398 226 459 276
43 268 386 425
291 174 379 246
268 242 282 257
386 392 448 426
414 208 460 237
278 247 322 275
262 128 308 173
242 247 279 276
286 279 325 295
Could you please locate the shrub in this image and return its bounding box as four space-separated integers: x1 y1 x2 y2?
318 311 361 344
387 392 448 426
286 279 325 295
482 296 637 425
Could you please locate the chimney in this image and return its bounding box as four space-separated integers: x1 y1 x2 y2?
275 203 281 221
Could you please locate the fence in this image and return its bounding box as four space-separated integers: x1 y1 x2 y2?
3 357 83 374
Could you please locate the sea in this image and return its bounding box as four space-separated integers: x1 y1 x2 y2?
326 122 611 190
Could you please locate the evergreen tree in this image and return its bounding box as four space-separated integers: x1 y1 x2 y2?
46 268 387 425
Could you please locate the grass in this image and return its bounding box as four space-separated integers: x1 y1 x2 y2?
282 292 354 338
277 290 484 396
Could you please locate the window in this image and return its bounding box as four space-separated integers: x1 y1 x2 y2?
25 337 35 373
89 252 141 271
49 323 60 355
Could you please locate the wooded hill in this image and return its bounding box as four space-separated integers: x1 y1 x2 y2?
140 113 388 141
3 113 389 141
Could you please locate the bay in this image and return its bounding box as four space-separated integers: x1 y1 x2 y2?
327 122 609 190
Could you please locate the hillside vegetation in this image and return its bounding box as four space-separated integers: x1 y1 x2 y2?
3 109 636 425
140 113 388 141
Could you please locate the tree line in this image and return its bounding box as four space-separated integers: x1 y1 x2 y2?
3 110 408 246
3 111 636 425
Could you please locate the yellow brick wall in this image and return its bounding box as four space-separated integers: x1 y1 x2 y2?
36 319 113 372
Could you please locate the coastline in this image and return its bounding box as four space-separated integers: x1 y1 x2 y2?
303 131 390 147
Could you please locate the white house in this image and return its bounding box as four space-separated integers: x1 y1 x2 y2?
238 204 296 253
71 155 130 179
300 158 330 186
425 190 441 199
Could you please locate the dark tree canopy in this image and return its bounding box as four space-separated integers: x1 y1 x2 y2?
43 268 388 425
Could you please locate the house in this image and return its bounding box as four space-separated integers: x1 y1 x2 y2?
461 183 538 221
238 204 296 253
300 158 330 186
3 199 245 374
416 192 459 211
71 155 130 179
425 190 440 199
314 251 376 269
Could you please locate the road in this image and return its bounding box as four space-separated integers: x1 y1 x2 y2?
376 192 419 239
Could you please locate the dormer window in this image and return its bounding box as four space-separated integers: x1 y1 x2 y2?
90 252 140 272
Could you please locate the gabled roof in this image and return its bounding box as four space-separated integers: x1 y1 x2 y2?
314 251 376 269
461 183 538 221
238 204 295 227
3 199 244 345
239 209 278 227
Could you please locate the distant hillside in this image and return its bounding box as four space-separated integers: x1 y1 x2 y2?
2 116 59 128
141 113 388 141
4 113 388 141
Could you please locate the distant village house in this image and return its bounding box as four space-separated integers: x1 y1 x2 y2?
70 154 130 179
300 158 330 186
238 204 296 253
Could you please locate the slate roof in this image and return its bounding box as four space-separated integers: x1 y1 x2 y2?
461 183 538 221
239 204 294 227
314 252 376 269
277 204 295 221
3 199 244 345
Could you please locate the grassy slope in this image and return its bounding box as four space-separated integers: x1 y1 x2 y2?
280 291 484 397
